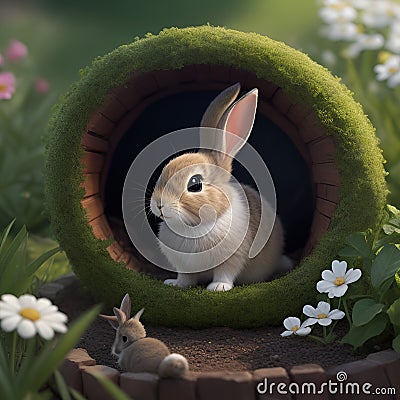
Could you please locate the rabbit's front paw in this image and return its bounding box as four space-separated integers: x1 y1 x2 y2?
207 282 233 291
164 279 180 286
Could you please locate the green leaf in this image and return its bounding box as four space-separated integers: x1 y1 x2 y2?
0 219 16 255
352 298 385 327
387 298 400 327
344 232 371 259
371 245 400 288
338 246 361 258
393 334 400 352
54 370 72 400
70 389 87 400
0 341 14 399
341 313 388 348
16 305 101 397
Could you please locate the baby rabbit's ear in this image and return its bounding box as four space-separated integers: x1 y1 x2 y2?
120 293 131 318
113 307 126 326
99 314 119 330
133 308 145 321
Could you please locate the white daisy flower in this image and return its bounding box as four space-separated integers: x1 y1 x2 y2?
0 294 68 340
387 25 400 54
361 1 400 28
320 22 358 41
346 34 384 58
303 301 345 327
374 54 400 87
316 260 362 298
280 317 312 337
320 0 357 24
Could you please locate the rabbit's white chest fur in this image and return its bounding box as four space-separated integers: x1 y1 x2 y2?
157 183 276 277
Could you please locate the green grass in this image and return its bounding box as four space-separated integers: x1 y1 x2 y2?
45 26 387 328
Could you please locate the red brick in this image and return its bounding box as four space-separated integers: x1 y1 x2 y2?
327 359 395 400
316 197 337 218
289 364 328 400
367 350 400 395
100 94 127 122
89 215 113 240
272 88 293 114
312 163 340 186
159 371 198 400
81 132 108 153
82 173 100 198
82 151 104 174
286 103 312 124
59 348 96 392
308 136 337 164
253 367 292 400
299 113 327 143
317 184 339 204
87 112 115 138
82 365 120 400
81 195 104 222
197 371 255 400
120 372 159 400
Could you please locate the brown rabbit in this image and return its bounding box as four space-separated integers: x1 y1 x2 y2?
150 83 292 291
100 294 189 378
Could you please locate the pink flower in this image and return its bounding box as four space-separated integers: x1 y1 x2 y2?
6 40 28 62
0 72 16 100
35 78 49 94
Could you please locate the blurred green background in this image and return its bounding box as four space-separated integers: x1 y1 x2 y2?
0 0 319 92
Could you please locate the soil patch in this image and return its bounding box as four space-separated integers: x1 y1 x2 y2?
54 278 370 372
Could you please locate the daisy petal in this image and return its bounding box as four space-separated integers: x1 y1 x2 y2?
42 312 67 323
303 318 318 327
280 330 293 337
331 284 348 298
0 309 18 319
318 318 332 326
18 294 37 309
35 320 54 340
317 301 331 315
328 310 345 320
321 270 335 282
317 280 336 293
17 319 36 339
332 260 347 277
283 317 300 330
0 294 21 311
345 268 362 284
1 315 22 332
296 327 312 336
47 321 67 333
303 305 318 318
36 298 52 312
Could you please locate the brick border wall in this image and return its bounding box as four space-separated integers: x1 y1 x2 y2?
59 348 400 400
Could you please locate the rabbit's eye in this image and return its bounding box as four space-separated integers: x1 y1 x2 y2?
187 174 203 192
122 335 128 343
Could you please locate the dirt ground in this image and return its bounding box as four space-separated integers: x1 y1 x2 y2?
54 279 373 372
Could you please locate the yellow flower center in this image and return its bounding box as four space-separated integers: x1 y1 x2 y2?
389 67 398 74
291 325 299 332
20 308 41 321
0 84 7 93
330 2 347 11
318 313 328 319
334 276 345 286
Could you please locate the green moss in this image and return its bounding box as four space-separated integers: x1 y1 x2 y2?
45 26 387 328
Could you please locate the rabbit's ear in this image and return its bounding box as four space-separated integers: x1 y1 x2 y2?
99 314 119 331
120 293 131 318
200 83 241 130
133 308 145 321
113 307 126 326
219 88 258 159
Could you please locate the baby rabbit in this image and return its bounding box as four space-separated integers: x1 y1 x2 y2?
150 83 292 291
100 294 189 378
